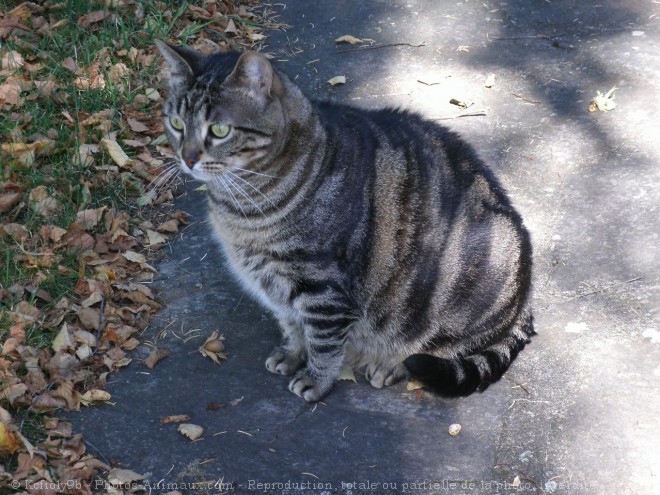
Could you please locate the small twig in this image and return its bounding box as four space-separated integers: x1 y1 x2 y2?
511 93 541 104
338 41 426 53
432 111 487 121
507 399 550 410
493 34 564 41
575 277 642 299
504 375 532 396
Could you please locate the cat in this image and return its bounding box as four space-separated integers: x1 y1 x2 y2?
155 40 535 402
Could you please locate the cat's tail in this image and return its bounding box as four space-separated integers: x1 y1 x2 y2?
403 309 535 397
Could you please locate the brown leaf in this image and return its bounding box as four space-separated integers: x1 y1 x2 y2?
2 223 29 241
73 329 97 347
75 206 107 230
77 9 110 27
31 392 67 412
40 225 67 243
157 219 179 233
29 185 61 218
80 389 111 405
15 301 42 322
2 140 49 165
126 117 149 133
144 347 170 369
52 381 81 411
24 360 47 392
160 415 190 424
0 383 28 404
0 80 23 106
0 192 20 213
1 50 24 69
44 352 79 381
77 307 101 331
61 57 80 74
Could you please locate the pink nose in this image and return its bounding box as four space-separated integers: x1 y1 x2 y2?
183 157 196 169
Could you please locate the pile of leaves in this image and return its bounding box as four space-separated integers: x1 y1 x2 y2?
0 0 283 492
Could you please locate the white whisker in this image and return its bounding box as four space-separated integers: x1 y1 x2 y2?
224 174 265 216
227 171 279 211
148 163 181 192
232 166 281 179
216 176 246 217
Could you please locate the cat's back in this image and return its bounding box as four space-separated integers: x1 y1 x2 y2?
312 100 518 222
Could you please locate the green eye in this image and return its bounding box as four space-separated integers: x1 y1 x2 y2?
169 116 184 131
210 123 231 139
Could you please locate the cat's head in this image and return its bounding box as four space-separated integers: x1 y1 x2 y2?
155 40 286 182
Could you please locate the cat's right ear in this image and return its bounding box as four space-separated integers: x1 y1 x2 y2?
154 40 201 89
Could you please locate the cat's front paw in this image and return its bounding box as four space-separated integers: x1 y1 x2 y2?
265 347 304 375
288 369 333 402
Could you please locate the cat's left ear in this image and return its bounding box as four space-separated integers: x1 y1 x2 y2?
154 39 203 90
227 51 282 102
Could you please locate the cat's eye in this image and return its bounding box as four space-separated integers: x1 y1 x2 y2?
169 116 184 131
210 123 231 139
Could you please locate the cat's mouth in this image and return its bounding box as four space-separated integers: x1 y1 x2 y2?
178 158 213 181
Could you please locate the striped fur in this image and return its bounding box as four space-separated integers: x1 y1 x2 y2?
156 41 535 402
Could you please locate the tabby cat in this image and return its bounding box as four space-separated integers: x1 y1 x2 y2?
155 40 535 402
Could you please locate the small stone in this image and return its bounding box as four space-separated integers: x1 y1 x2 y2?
448 423 461 436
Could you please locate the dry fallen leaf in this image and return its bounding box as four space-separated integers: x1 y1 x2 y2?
29 185 61 217
107 468 144 487
0 192 21 213
178 423 204 441
338 364 357 383
52 323 74 352
335 35 363 44
590 86 617 112
224 18 238 35
144 347 171 369
406 379 424 391
161 415 190 424
77 9 110 27
0 423 21 455
199 331 227 364
146 229 168 246
328 76 347 86
127 117 149 133
101 138 134 167
80 389 111 406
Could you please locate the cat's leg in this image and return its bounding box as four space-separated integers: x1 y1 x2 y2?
265 317 306 375
288 320 349 402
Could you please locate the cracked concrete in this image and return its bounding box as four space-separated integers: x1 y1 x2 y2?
70 1 660 494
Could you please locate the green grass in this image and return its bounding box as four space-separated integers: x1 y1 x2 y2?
0 0 192 345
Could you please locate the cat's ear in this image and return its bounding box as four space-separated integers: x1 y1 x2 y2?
154 39 202 89
227 51 281 101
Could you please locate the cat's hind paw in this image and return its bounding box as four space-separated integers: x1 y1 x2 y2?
288 369 333 402
265 347 304 375
365 361 409 389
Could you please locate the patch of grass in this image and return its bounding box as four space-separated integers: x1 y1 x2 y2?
1 1 190 329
